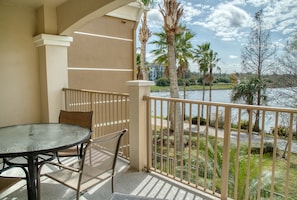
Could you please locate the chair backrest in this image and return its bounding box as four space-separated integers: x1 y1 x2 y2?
80 129 128 184
59 110 93 132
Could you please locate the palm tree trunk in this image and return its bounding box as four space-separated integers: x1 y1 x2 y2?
139 11 151 80
202 81 205 118
167 32 182 152
254 89 261 132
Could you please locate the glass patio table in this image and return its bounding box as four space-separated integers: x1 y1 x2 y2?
0 123 91 200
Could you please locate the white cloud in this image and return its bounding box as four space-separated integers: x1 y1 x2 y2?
229 55 238 59
193 3 251 41
264 0 297 36
246 0 271 7
180 1 202 22
147 8 163 29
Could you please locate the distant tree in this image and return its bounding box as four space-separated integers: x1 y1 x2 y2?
241 10 276 131
192 43 219 117
277 32 297 107
207 49 220 103
229 73 239 85
150 31 169 76
277 31 297 157
192 43 210 117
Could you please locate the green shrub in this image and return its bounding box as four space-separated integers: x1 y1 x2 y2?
270 125 297 138
240 120 249 130
178 79 190 86
155 77 170 86
192 116 207 125
214 77 231 83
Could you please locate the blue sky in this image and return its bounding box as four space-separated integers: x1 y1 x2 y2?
141 0 297 73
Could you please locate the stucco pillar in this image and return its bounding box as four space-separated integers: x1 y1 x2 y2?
126 80 154 171
34 34 73 123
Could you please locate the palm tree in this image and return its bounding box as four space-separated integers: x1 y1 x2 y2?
150 25 194 78
192 43 210 117
207 49 220 103
231 77 267 130
150 31 169 76
175 26 195 78
159 0 184 152
138 0 154 80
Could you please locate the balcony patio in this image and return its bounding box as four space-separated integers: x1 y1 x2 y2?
1 83 297 200
0 157 216 200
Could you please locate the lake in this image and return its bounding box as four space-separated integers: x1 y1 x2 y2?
151 88 291 107
151 88 295 133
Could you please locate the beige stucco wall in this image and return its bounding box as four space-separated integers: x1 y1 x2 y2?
68 16 137 93
0 1 140 127
0 5 41 126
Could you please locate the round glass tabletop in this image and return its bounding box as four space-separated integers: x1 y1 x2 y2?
0 123 91 157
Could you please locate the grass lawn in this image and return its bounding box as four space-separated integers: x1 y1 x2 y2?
151 83 233 92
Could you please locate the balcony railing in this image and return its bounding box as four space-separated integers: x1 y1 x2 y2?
63 88 130 159
144 96 297 200
63 87 297 200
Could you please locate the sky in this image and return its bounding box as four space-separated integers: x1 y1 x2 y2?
141 0 297 74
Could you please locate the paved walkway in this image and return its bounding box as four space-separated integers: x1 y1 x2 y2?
152 119 297 153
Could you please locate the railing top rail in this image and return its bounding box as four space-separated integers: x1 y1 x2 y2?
143 95 297 113
63 88 129 97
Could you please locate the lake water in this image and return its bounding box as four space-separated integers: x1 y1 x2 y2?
151 88 295 133
151 88 290 107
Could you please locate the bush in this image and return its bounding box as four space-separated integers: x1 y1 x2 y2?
189 78 197 85
156 77 170 86
192 116 207 125
240 120 249 130
178 79 190 86
214 77 231 83
251 142 275 155
270 125 297 138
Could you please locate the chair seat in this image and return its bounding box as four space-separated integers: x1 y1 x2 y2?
0 177 22 193
56 147 79 157
45 164 113 192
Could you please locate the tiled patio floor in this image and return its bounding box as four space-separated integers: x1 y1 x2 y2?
0 158 218 200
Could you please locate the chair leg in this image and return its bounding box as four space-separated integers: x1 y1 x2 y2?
56 153 62 164
112 175 114 193
76 191 80 200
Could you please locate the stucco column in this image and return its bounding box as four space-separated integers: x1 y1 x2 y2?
126 80 154 171
34 34 73 123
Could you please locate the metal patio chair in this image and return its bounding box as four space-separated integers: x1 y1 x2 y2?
38 129 127 200
57 110 93 160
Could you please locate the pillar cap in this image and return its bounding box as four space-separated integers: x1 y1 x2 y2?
126 80 155 87
33 34 73 47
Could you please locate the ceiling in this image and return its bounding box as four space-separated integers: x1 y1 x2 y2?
0 0 67 8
